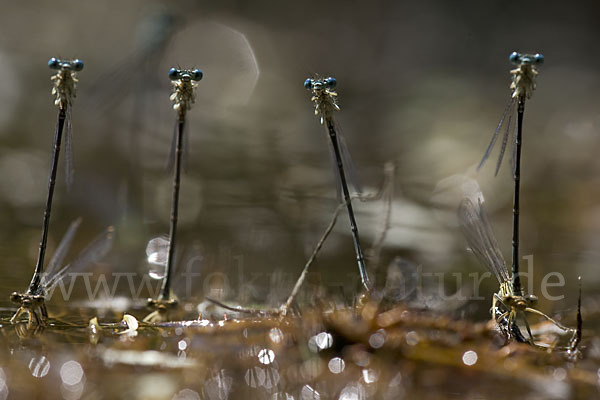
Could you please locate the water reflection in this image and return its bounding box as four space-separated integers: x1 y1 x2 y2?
368 330 386 349
308 332 333 353
258 348 275 365
0 367 8 400
361 369 378 384
28 355 50 378
300 385 320 400
327 357 345 374
60 360 84 386
172 388 201 400
60 380 84 400
339 383 365 400
461 350 478 366
204 369 232 400
262 367 280 391
271 392 294 400
300 358 323 381
244 366 265 388
269 328 284 345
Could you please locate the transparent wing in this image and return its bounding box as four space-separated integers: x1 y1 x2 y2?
83 10 179 116
477 98 516 173
494 108 515 176
510 112 519 176
85 50 141 114
337 123 363 195
458 198 510 284
64 106 74 190
331 116 362 194
326 137 343 203
44 226 115 291
45 218 82 278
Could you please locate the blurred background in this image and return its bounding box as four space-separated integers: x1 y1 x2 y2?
0 0 599 319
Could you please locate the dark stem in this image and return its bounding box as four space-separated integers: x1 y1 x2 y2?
571 277 583 351
326 119 372 291
511 98 525 295
161 117 185 300
284 200 346 313
28 106 66 295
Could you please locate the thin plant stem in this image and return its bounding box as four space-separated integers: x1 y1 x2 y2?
282 200 347 314
282 163 393 314
570 276 583 352
204 296 275 317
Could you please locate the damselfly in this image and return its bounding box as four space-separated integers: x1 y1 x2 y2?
11 219 114 326
304 76 371 291
12 58 84 324
458 195 577 348
145 67 202 322
477 52 544 298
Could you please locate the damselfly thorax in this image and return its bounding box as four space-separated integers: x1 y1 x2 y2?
492 281 537 326
10 292 48 326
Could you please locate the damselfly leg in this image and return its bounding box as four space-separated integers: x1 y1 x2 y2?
11 219 114 327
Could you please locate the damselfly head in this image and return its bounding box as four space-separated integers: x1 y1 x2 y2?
509 52 544 66
48 58 84 72
191 69 203 81
304 78 313 90
524 293 538 306
304 77 337 91
325 77 336 88
10 292 22 304
48 58 60 69
168 67 179 80
72 59 84 71
169 68 203 82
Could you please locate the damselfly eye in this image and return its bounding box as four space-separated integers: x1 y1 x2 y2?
533 53 544 65
48 58 60 69
325 77 336 88
191 69 203 81
509 52 520 64
168 67 180 80
72 59 84 71
525 294 538 305
304 78 313 90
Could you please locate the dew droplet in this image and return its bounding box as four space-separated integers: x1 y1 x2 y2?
462 350 478 366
